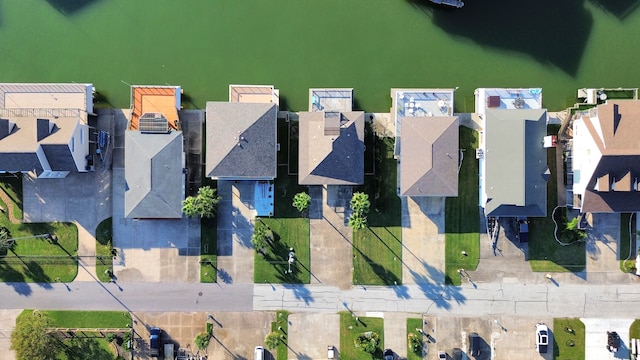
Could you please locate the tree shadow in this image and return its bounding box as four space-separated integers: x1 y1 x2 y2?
409 261 466 310
24 260 53 289
282 284 315 305
62 336 115 360
406 0 594 77
589 0 640 20
45 0 104 15
0 262 32 295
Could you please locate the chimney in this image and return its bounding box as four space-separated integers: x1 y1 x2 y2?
37 119 53 141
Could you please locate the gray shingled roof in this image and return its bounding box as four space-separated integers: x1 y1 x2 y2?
125 131 184 218
484 109 547 217
400 116 459 197
0 116 80 173
205 102 277 179
298 111 365 185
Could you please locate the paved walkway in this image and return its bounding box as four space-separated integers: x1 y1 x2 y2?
216 181 256 284
401 197 445 284
309 186 353 289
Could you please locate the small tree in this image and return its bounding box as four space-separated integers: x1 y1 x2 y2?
264 331 281 350
354 331 379 354
292 192 311 214
251 220 273 254
349 192 370 229
183 186 221 219
194 332 211 351
350 192 370 216
11 311 61 360
408 332 423 354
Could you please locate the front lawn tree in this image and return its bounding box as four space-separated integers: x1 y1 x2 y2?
292 192 311 214
264 331 281 350
183 186 221 219
251 219 274 254
349 192 370 230
194 332 211 351
11 311 60 360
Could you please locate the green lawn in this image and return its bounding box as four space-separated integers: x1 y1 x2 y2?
630 319 640 339
41 310 131 328
406 318 423 360
199 166 218 283
445 126 480 285
0 174 23 220
272 310 289 360
340 312 385 360
254 217 310 284
529 125 585 272
19 310 131 360
354 136 403 285
619 213 635 273
95 218 113 282
0 176 79 282
553 318 585 360
201 216 217 283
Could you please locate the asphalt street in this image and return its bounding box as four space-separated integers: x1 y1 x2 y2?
2 280 639 319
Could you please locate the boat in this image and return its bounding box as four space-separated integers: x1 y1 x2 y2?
430 0 464 8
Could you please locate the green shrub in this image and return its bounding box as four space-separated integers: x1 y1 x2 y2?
194 332 211 350
354 331 379 354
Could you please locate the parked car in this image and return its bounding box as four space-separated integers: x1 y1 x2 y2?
468 332 481 357
327 345 336 359
254 346 264 360
383 349 394 360
535 323 549 353
438 350 447 359
149 327 161 357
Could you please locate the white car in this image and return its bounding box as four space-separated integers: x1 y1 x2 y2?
327 345 336 359
536 323 549 353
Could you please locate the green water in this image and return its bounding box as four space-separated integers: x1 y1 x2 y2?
1 0 639 112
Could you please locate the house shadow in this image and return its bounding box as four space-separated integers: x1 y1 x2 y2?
406 0 594 77
589 0 640 20
45 0 103 15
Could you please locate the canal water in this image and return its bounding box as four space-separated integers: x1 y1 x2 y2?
1 0 639 112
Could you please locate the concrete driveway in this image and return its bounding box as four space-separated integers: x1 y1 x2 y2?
426 316 553 360
288 313 340 360
582 318 633 360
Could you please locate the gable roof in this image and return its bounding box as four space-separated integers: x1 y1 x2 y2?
400 116 459 196
577 101 640 212
205 102 277 179
484 108 548 217
298 111 365 185
125 131 184 218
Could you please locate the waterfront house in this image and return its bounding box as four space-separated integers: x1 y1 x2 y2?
475 88 548 217
391 88 459 197
569 100 640 213
206 86 279 216
0 83 94 178
125 85 185 219
298 88 365 186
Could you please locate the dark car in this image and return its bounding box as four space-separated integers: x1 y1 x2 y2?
468 332 481 357
149 327 161 357
607 331 620 352
383 349 394 360
451 348 463 360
